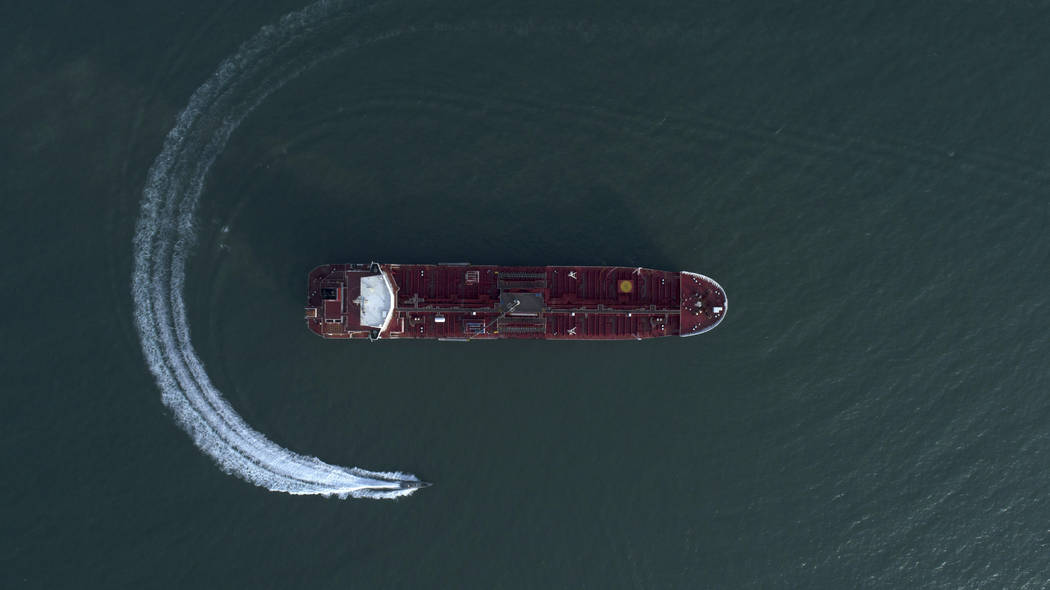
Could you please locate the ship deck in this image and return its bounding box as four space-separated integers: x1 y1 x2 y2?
306 263 726 340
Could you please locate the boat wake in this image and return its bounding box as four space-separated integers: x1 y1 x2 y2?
131 0 421 499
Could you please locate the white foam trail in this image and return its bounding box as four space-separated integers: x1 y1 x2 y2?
132 0 420 498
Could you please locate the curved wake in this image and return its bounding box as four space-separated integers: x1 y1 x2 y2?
132 0 419 498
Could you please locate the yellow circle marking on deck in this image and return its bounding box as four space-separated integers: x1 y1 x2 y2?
619 280 633 293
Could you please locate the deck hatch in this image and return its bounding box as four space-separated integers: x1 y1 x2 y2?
500 292 544 315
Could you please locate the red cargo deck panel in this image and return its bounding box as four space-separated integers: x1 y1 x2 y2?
305 263 726 341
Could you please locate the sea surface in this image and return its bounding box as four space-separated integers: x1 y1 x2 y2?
4 1 1050 587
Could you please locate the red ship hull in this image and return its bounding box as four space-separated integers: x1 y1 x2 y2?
306 263 726 340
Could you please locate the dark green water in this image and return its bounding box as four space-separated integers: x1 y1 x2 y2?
4 1 1050 587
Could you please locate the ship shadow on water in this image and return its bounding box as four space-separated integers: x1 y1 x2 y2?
364 184 677 270
209 162 680 305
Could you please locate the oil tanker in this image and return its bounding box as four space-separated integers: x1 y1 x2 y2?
305 263 726 341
